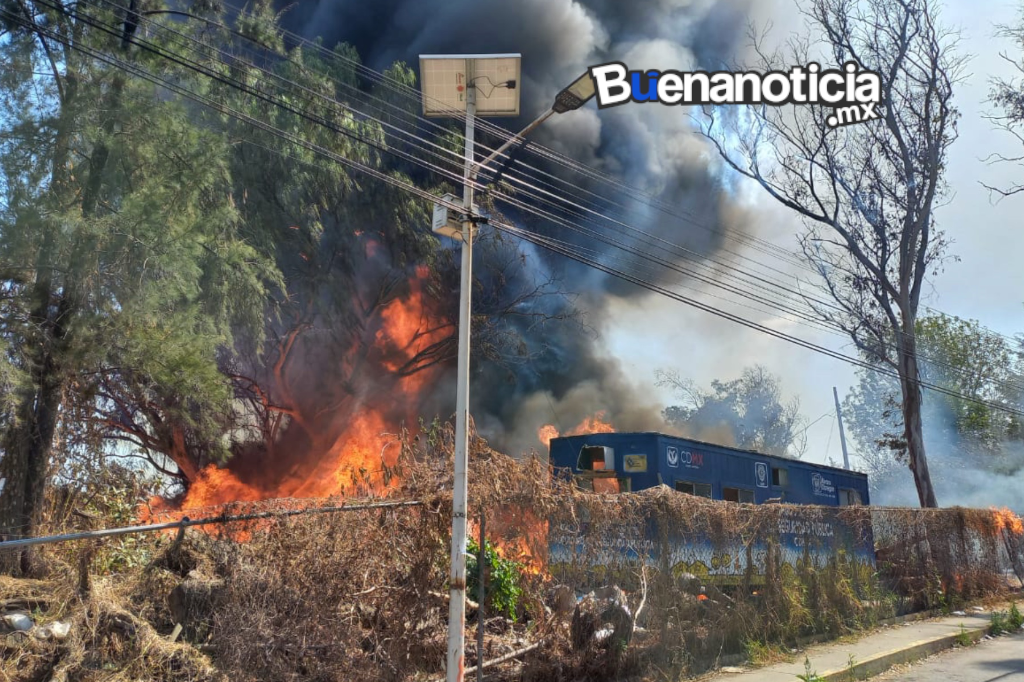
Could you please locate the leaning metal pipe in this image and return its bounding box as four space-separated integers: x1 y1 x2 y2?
0 500 424 551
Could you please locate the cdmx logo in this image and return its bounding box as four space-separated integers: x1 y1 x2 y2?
666 446 703 468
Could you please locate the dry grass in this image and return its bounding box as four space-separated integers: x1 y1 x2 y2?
0 428 1019 681
0 570 223 682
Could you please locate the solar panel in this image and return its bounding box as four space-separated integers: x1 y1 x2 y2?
419 54 521 118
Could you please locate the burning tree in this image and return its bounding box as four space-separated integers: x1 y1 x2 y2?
69 4 581 508
703 0 966 506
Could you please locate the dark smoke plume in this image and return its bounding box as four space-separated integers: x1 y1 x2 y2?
279 0 762 455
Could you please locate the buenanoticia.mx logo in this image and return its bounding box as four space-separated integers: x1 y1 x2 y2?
589 62 882 128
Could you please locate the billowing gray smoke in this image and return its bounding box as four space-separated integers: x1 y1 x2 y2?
281 0 762 455
864 396 1024 512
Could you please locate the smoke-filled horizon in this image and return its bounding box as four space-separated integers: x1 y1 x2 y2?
855 388 1024 512
275 0 774 456
263 0 1024 515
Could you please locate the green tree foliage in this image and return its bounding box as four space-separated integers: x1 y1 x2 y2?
0 0 280 572
844 315 1024 480
657 365 806 458
0 0 579 524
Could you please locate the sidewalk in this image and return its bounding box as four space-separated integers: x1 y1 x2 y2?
711 608 1002 682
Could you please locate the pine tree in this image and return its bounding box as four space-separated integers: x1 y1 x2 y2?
0 0 278 573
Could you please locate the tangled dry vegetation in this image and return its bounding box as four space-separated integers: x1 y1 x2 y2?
0 428 1021 681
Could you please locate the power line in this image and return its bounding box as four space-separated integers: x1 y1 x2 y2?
87 0 843 335
7 1 1024 417
14 0 1024 408
135 2 1024 390
160 0 1024 361
498 224 1024 418
49 0 1023 392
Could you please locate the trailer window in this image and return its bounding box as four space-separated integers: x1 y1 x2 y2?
839 488 863 506
772 467 788 486
578 446 613 472
675 481 712 498
723 487 754 504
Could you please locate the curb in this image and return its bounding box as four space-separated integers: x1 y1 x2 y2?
813 625 989 682
713 606 979 670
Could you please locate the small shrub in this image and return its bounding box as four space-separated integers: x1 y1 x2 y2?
990 611 1009 636
1008 603 1023 630
467 537 524 621
955 624 973 647
745 639 789 667
796 657 825 682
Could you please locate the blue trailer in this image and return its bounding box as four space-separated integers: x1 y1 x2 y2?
549 432 870 507
547 432 876 585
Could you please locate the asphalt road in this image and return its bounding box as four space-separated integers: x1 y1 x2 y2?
878 633 1024 682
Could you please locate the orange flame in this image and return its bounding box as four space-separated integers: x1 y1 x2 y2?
537 425 559 448
537 410 616 447
991 507 1024 536
142 263 447 524
471 509 547 575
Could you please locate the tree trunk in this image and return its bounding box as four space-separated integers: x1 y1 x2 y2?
899 330 938 508
166 424 200 483
0 254 70 575
0 5 135 574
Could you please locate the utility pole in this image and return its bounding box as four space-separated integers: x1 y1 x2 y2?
447 60 475 682
419 57 595 682
833 386 850 470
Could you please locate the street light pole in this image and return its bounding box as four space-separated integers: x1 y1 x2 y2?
475 69 598 179
420 59 596 682
447 62 476 682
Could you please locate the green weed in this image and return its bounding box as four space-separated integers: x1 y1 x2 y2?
745 639 790 666
796 656 826 682
990 611 1009 636
1009 603 1023 630
467 537 524 621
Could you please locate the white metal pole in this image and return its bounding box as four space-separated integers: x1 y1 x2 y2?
447 61 476 682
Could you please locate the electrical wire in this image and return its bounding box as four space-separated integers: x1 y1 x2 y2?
198 0 1024 362
12 0 1019 399
165 0 1024 368
12 0 1024 402
6 1 1024 414
60 0 1022 375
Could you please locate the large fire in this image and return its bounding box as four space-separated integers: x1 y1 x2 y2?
537 410 616 448
144 263 447 519
137 257 567 576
